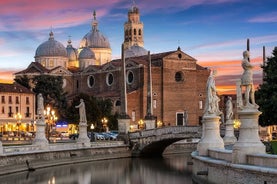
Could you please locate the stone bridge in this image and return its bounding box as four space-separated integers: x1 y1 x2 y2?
129 126 202 157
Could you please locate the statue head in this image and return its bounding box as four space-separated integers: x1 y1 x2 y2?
243 50 249 59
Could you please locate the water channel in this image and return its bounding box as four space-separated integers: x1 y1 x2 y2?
0 153 193 184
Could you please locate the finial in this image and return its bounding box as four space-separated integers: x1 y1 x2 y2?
67 35 72 45
93 10 96 20
92 10 98 30
49 27 54 40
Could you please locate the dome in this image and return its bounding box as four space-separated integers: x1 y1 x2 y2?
81 30 111 49
66 39 78 61
125 45 148 58
35 31 67 57
80 11 110 49
79 47 96 60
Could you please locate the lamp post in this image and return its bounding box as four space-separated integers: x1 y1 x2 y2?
138 119 145 130
14 112 22 137
101 117 108 132
157 120 163 128
44 106 57 140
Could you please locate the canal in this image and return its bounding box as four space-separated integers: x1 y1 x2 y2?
0 153 193 184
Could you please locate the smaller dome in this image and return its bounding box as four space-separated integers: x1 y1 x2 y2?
125 45 148 58
35 31 67 57
79 11 111 49
66 39 78 61
79 47 96 60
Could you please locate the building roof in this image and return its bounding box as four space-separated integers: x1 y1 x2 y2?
0 83 34 94
35 31 67 58
14 62 50 75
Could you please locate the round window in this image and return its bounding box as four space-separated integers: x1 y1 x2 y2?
106 73 114 86
127 70 134 84
175 71 184 82
87 75 95 88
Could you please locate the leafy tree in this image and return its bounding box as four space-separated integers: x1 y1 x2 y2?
14 75 31 89
65 93 118 132
256 47 277 126
32 75 67 119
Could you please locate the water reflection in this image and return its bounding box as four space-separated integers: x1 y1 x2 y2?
0 153 192 184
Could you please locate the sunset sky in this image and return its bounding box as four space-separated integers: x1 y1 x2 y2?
0 0 276 94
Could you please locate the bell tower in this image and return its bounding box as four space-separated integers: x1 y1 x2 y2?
123 1 144 50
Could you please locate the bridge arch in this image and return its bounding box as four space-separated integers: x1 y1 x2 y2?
129 126 201 157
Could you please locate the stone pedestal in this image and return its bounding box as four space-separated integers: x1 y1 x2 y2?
118 118 130 134
232 109 265 164
197 115 224 156
144 119 155 130
77 122 90 146
0 141 3 154
33 118 49 149
118 118 130 143
223 119 237 145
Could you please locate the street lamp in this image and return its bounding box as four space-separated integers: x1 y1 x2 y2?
101 117 108 132
233 119 241 129
138 119 144 130
14 112 22 137
44 105 57 140
157 120 163 128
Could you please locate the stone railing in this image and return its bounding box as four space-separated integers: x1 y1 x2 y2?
3 141 125 155
129 126 200 139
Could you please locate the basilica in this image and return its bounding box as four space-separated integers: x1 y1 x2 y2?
15 4 210 127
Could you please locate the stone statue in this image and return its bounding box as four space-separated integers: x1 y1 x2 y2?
241 50 258 108
204 70 222 116
37 93 44 117
225 96 233 120
75 99 87 123
184 110 188 124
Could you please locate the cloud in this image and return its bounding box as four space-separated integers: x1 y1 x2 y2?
137 0 241 14
0 0 122 31
0 70 16 83
248 12 277 23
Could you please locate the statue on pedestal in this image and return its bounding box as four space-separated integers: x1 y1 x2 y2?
37 93 44 119
226 96 233 120
240 50 258 109
75 99 87 123
204 70 222 116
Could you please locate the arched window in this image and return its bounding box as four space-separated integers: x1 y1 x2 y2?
87 75 95 88
127 70 134 84
175 71 184 82
134 29 136 35
106 73 114 86
138 29 142 35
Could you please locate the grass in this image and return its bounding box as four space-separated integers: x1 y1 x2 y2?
271 140 277 154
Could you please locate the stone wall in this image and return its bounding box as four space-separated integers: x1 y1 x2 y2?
0 142 131 176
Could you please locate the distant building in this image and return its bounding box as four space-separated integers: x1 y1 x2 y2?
0 83 35 135
15 4 210 127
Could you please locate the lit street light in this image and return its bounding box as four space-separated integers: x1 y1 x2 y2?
14 112 22 137
101 117 108 132
44 105 58 140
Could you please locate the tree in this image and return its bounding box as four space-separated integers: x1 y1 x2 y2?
32 75 67 119
14 75 31 89
64 93 118 132
256 47 277 126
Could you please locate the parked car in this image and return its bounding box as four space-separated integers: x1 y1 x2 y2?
69 133 79 140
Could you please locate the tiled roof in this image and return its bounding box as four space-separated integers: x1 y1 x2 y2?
0 83 34 94
14 62 49 75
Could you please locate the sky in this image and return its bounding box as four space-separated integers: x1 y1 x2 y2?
0 0 276 94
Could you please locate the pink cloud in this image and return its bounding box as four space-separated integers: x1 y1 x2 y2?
249 12 277 23
0 0 121 31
